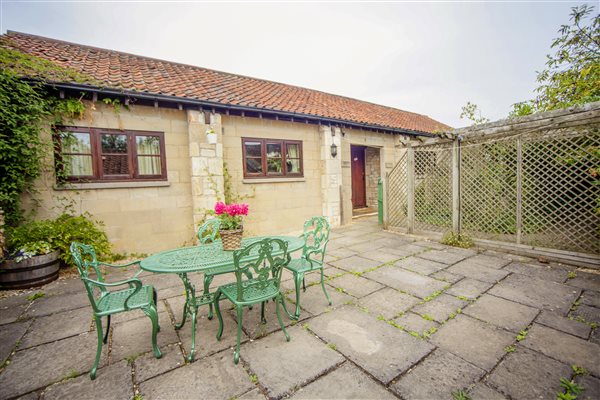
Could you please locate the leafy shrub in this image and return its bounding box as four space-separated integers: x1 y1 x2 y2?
6 213 111 266
441 231 474 248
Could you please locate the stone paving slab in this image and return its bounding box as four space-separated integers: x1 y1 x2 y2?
364 266 448 299
284 284 353 317
488 273 581 314
445 278 493 300
325 274 384 298
535 310 592 339
571 304 600 324
134 343 185 383
522 323 600 376
566 271 600 291
224 299 301 342
238 387 267 400
139 351 254 400
504 262 569 283
431 270 463 284
416 249 470 265
393 312 439 336
24 291 90 318
575 374 600 400
110 312 179 362
581 290 600 308
359 249 402 264
328 256 382 273
289 362 397 399
382 243 429 257
328 236 364 248
394 256 448 275
431 314 514 371
446 261 510 283
468 383 507 400
465 254 511 269
412 294 468 323
358 288 419 320
0 320 30 365
242 325 344 399
0 332 108 400
0 301 28 325
20 307 92 349
307 306 434 384
42 360 133 400
463 294 539 333
487 347 571 400
326 248 358 260
413 240 448 250
391 349 485 399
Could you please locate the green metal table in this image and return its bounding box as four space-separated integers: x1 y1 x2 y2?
140 235 303 361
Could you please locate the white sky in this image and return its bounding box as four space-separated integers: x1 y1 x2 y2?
1 0 593 128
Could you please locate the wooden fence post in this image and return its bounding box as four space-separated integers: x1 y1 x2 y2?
452 137 461 233
516 135 523 244
407 145 415 233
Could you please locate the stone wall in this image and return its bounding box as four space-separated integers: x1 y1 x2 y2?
365 147 381 209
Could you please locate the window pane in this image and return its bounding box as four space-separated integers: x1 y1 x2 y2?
287 159 300 173
136 136 160 155
103 154 129 175
101 134 128 153
244 141 262 157
246 158 262 173
286 143 299 159
138 156 161 175
266 143 282 158
64 155 93 176
61 132 91 153
267 158 282 173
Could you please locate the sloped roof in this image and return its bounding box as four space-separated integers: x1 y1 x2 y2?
3 31 450 134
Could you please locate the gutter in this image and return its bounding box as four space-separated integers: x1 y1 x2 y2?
45 81 436 138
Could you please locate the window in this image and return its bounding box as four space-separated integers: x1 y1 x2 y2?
55 127 167 182
242 138 303 178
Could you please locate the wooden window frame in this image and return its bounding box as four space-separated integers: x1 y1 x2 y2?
242 137 304 178
55 127 167 182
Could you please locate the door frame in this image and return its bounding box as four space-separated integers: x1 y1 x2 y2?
351 145 367 209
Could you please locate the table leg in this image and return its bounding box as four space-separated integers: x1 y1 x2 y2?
175 273 198 361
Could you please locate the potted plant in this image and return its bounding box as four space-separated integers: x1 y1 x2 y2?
206 127 218 145
0 240 60 289
214 201 248 250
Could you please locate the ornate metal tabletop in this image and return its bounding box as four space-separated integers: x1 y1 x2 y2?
140 235 304 275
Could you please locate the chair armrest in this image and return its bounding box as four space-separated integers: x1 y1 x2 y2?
82 277 143 310
98 260 143 278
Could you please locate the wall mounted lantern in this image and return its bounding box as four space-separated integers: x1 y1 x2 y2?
330 142 338 158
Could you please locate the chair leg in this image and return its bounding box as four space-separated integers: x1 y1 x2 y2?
302 277 306 292
276 294 290 342
234 306 243 364
144 306 162 360
204 274 215 320
260 301 266 324
91 316 103 380
152 288 160 332
103 315 111 344
320 268 332 305
214 291 224 341
293 273 304 319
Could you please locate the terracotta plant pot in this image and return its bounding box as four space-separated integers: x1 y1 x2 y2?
0 250 60 290
220 228 243 251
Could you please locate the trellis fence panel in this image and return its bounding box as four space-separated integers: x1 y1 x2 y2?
386 104 600 267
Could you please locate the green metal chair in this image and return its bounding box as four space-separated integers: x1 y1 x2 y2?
213 238 291 364
197 218 221 319
282 216 331 320
70 242 162 380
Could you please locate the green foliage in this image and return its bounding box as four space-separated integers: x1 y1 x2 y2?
441 231 474 248
568 271 577 279
511 5 600 117
451 389 472 400
571 365 589 376
0 41 91 227
26 291 45 301
516 329 528 342
504 345 516 353
460 102 489 126
6 213 111 266
421 314 434 321
327 343 337 351
558 377 584 400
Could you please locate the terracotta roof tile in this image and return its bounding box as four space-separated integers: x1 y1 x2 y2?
3 31 450 133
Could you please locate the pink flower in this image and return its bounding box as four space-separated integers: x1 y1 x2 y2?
214 201 226 215
240 204 249 215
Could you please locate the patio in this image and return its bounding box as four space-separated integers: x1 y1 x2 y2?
0 216 599 400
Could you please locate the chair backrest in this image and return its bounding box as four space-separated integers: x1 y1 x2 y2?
197 218 221 245
301 216 330 262
232 238 290 303
70 242 106 311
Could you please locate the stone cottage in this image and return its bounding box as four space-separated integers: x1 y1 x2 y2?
4 31 449 253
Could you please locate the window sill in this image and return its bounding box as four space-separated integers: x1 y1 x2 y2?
242 177 306 184
53 181 171 190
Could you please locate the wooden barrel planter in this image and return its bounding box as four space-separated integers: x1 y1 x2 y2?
0 251 60 290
